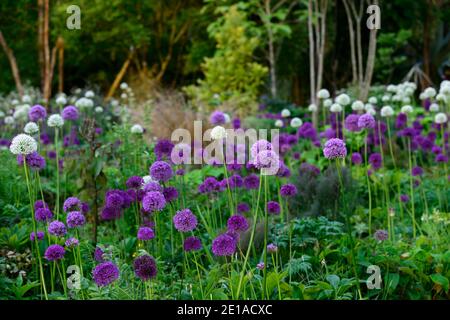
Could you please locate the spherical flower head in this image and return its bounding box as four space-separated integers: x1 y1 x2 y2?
281 109 291 118
137 226 155 241
424 87 436 98
323 99 332 108
184 236 202 252
142 191 166 213
47 114 64 128
162 186 178 202
336 94 351 106
434 112 448 124
253 150 280 172
237 202 250 214
210 111 226 125
63 197 81 212
24 122 39 135
66 211 86 228
368 97 377 105
131 124 144 134
61 106 79 120
212 233 237 256
357 113 376 129
173 209 198 232
133 255 157 281
244 174 260 190
344 114 361 132
93 261 120 287
154 139 174 160
28 105 47 121
351 100 364 111
308 104 318 112
267 243 278 254
94 247 106 262
429 103 439 112
374 229 388 241
227 215 249 233
34 200 47 210
401 105 413 114
369 153 382 170
251 140 273 159
126 176 144 189
256 262 265 270
274 119 284 128
48 220 67 237
317 89 330 99
267 201 280 215
323 138 347 160
45 244 65 261
210 126 227 140
35 207 53 222
176 168 185 176
400 194 409 203
290 117 303 128
10 134 37 155
435 154 448 163
65 237 79 248
411 166 423 177
380 106 394 117
330 103 342 113
227 174 243 188
150 161 173 182
56 95 67 105
351 152 362 165
17 151 46 170
30 231 45 242
143 181 162 193
280 184 297 197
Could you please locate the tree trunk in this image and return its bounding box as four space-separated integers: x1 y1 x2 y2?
308 0 317 127
38 0 45 91
42 0 51 102
342 0 357 85
0 31 24 97
265 0 277 98
106 49 135 99
316 0 328 92
58 37 64 93
423 1 432 85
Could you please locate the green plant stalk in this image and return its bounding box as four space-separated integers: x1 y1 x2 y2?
407 139 416 238
262 174 269 300
55 128 60 219
364 133 372 235
386 117 396 168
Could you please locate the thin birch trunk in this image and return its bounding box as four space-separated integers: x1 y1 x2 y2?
0 31 24 97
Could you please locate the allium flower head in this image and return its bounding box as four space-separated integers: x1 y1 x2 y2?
374 229 388 241
434 112 448 124
308 104 318 112
335 93 351 106
142 191 166 213
210 111 226 125
290 117 303 128
133 255 157 281
173 209 198 232
210 126 227 140
47 114 64 127
256 262 265 270
400 194 409 203
9 134 37 155
351 152 362 165
65 237 79 248
281 109 291 118
212 233 237 256
280 184 297 197
44 244 65 261
28 105 47 121
357 113 376 129
369 153 382 170
48 221 67 237
267 201 280 215
143 181 162 193
323 138 347 159
237 202 250 214
267 243 278 254
317 89 330 99
244 174 260 190
17 151 46 170
63 197 81 212
30 231 45 242
35 207 53 222
344 114 361 132
351 100 365 111
66 211 86 228
253 150 280 172
24 122 39 134
154 139 174 160
94 247 106 262
184 236 202 252
137 227 155 241
380 106 394 117
126 176 144 189
251 140 273 159
131 124 144 134
274 119 284 128
162 186 178 202
227 215 249 233
401 105 413 114
150 161 173 182
330 103 342 113
61 106 79 120
93 261 120 287
411 166 423 176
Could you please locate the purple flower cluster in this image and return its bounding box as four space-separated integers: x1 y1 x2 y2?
162 186 178 202
48 221 67 237
137 226 155 241
44 244 65 261
65 237 79 248
237 202 250 214
142 191 166 213
35 207 53 222
212 233 237 256
66 211 86 228
93 261 120 287
323 138 347 159
184 236 202 252
227 215 249 233
344 114 361 132
154 139 174 160
126 176 144 189
17 152 46 170
243 174 260 190
133 255 157 281
30 231 45 242
210 111 226 125
358 113 375 129
61 106 79 120
63 197 81 212
280 184 297 197
150 161 173 182
173 209 197 232
28 105 47 121
267 201 280 215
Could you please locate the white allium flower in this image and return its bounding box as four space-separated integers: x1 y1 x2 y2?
274 119 284 128
367 108 377 116
131 124 144 134
4 116 15 125
402 96 411 104
120 93 128 99
429 103 439 112
380 106 394 117
424 87 436 98
56 95 67 105
22 95 31 104
290 117 303 128
330 103 342 113
212 93 220 100
120 82 128 90
0 110 5 118
142 175 157 185
368 97 377 105
281 109 291 118
308 104 318 112
24 122 39 134
335 93 351 106
323 99 332 108
419 92 427 100
405 87 414 96
392 94 402 102
351 100 364 111
11 99 19 105
317 89 330 99
224 113 231 123
9 134 37 155
387 84 397 92
434 112 448 124
211 126 227 140
85 90 95 98
382 95 391 102
47 114 64 127
401 105 413 114
75 97 94 108
75 88 82 95
110 99 119 108
440 83 450 95
436 93 447 103
364 104 373 111
95 106 103 113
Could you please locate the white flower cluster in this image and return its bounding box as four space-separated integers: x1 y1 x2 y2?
13 104 30 121
435 112 448 124
131 124 144 134
380 106 394 117
290 117 302 128
47 114 64 128
281 109 291 118
210 126 227 140
24 122 39 134
10 134 37 155
75 97 94 109
317 89 330 99
56 94 67 106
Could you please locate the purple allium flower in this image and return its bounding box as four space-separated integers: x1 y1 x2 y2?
395 113 407 129
299 162 320 176
34 200 47 210
253 150 280 170
251 140 273 159
374 229 388 241
30 231 45 242
267 201 280 215
142 191 166 213
28 105 47 121
133 255 157 281
61 106 79 120
243 174 260 190
280 184 297 197
323 138 347 159
358 113 376 129
369 153 382 170
411 166 423 176
227 215 249 233
100 206 121 220
184 236 202 252
232 118 241 129
198 177 220 193
436 154 449 163
81 202 90 214
267 243 278 254
237 202 250 214
44 244 65 261
344 114 361 132
173 209 197 232
400 194 409 203
277 161 291 178
210 111 226 125
162 186 178 202
212 233 237 256
63 197 81 212
150 161 173 182
94 247 105 262
47 150 56 159
351 152 363 165
65 237 79 248
228 174 243 188
143 181 162 193
432 145 442 155
40 133 50 145
256 262 265 270
105 191 124 209
176 168 185 176
66 211 86 228
48 221 67 237
154 139 174 160
298 122 318 141
126 176 144 189
137 227 155 241
35 207 53 222
92 261 120 287
17 152 46 170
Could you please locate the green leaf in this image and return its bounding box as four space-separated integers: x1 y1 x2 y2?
430 274 449 292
